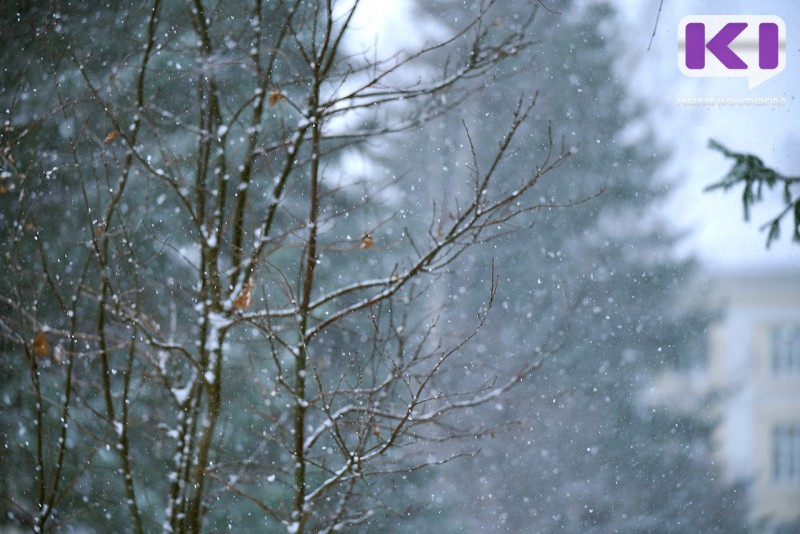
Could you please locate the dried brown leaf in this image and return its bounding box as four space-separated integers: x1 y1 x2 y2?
34 331 49 357
234 280 254 309
359 233 374 250
268 88 285 107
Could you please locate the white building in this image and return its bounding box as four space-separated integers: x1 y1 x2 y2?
707 266 800 528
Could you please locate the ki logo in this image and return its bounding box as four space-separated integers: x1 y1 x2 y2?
678 15 786 89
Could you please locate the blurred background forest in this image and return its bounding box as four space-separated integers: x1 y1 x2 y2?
0 0 783 532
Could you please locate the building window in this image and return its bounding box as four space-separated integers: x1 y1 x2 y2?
773 425 800 484
772 323 800 374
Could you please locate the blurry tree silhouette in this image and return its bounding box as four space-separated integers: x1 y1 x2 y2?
384 2 751 532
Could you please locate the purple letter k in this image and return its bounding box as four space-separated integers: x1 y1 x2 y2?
686 22 748 70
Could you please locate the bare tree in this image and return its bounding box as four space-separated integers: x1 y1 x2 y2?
1 1 573 532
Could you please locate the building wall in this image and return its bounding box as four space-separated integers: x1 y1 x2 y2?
707 267 800 527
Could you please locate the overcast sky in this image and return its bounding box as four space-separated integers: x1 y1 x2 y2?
613 0 800 269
